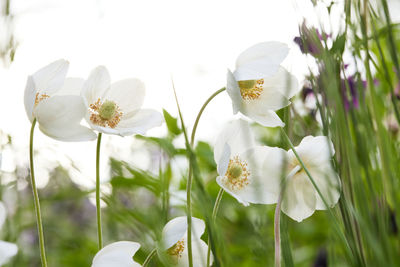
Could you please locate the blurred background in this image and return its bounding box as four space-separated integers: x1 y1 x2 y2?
2 0 399 266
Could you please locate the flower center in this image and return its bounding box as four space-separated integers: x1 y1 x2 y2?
167 239 185 262
89 98 123 128
99 100 117 120
238 79 264 100
222 156 250 191
34 92 50 107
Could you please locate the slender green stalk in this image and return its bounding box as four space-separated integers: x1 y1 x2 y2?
184 87 226 267
96 132 103 250
274 192 283 267
207 188 224 267
29 119 48 267
143 248 157 266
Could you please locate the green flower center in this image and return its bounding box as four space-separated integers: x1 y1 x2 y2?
99 100 117 120
227 163 243 180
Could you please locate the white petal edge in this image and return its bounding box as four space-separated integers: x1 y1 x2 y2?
32 59 69 95
281 172 316 222
162 216 205 250
103 79 146 114
0 240 18 266
213 119 255 165
81 66 111 108
179 238 211 267
263 67 299 99
54 77 85 96
235 42 289 69
92 241 141 267
216 143 230 176
24 76 36 122
242 110 285 127
226 69 242 114
35 95 97 142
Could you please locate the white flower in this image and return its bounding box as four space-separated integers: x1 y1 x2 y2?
162 216 211 267
280 136 341 222
214 119 285 206
226 42 299 127
0 202 18 266
81 66 163 136
24 59 97 141
92 241 141 267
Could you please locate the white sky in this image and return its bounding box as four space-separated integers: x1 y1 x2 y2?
0 0 323 188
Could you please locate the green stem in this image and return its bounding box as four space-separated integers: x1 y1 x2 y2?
96 132 103 250
186 87 226 267
274 192 283 267
142 248 157 266
206 188 224 267
29 119 48 267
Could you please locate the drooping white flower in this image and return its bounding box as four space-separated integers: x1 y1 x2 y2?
24 59 97 141
161 216 211 267
81 66 163 136
226 42 299 127
92 241 141 267
0 201 18 266
214 119 285 206
280 136 341 222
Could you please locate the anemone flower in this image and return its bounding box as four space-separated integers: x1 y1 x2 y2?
162 216 211 267
24 59 96 141
81 66 163 136
91 241 141 267
213 119 285 206
226 42 299 127
0 202 18 266
281 135 341 222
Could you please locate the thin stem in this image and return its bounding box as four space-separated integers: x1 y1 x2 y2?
274 192 283 267
29 119 48 267
143 248 157 267
207 188 224 267
96 132 103 250
186 87 226 267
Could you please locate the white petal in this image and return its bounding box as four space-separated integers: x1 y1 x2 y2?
81 66 111 107
217 146 286 205
233 61 280 81
263 67 299 99
92 241 141 267
0 240 18 266
112 109 163 136
310 167 341 210
242 110 285 127
104 79 145 113
214 119 255 166
281 172 316 222
226 69 242 114
54 77 85 96
240 88 289 113
0 201 6 230
32 59 69 95
179 238 211 267
288 136 335 168
217 143 230 176
35 96 97 142
235 42 289 69
162 216 205 250
24 76 36 122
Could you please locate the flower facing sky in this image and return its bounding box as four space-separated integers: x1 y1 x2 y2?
23 59 96 141
161 216 211 267
0 201 18 266
214 119 285 206
226 42 299 127
81 66 163 136
91 241 141 267
280 136 341 222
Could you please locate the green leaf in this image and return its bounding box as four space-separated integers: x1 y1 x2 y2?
163 109 182 136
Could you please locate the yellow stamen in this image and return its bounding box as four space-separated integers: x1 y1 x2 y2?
223 155 250 191
34 92 50 107
238 79 264 100
167 239 185 263
89 98 123 128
